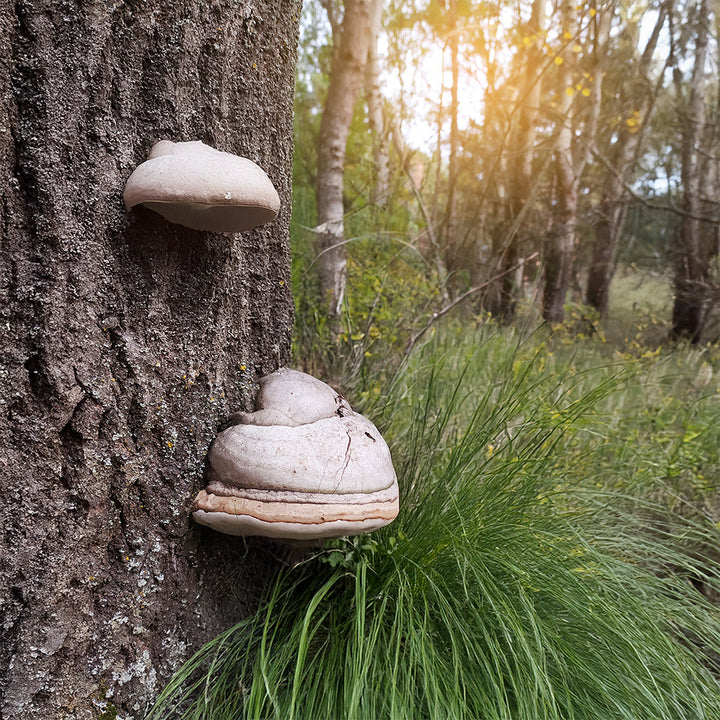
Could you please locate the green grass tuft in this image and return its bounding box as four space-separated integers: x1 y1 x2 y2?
148 326 720 720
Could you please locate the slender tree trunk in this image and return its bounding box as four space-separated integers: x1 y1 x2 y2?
586 177 627 314
586 2 668 316
543 0 578 322
672 0 710 341
0 2 299 717
544 145 578 322
443 0 460 283
544 0 606 322
316 0 374 320
492 0 545 321
365 0 389 208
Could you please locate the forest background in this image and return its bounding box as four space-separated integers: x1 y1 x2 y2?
292 0 720 370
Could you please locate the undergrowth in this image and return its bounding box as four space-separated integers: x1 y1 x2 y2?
148 326 720 720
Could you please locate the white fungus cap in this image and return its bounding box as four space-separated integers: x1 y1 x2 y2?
123 140 280 233
192 368 399 541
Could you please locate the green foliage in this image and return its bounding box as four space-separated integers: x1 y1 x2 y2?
149 326 720 720
291 75 444 378
605 265 674 348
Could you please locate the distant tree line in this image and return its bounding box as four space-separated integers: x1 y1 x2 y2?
296 0 720 344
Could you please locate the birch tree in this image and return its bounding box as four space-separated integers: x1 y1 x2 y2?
316 0 378 320
543 0 608 321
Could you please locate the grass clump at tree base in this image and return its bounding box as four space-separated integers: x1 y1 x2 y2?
149 326 720 720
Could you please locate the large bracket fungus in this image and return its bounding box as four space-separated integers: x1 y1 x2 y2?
193 368 399 540
123 140 280 233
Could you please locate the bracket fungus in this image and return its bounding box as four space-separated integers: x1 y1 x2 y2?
193 368 399 540
123 140 280 233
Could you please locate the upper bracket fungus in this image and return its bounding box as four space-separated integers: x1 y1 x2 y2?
193 368 399 541
123 140 280 233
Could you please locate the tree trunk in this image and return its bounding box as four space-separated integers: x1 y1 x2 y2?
544 159 578 323
442 0 460 284
491 0 545 322
585 175 627 316
586 2 668 316
365 0 389 208
543 0 606 322
672 0 710 341
0 2 299 717
543 0 577 323
316 0 374 320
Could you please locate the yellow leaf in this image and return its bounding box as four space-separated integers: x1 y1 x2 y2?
582 88 590 96
563 31 572 39
576 82 583 90
573 44 582 52
554 56 564 65
589 7 597 15
566 87 575 96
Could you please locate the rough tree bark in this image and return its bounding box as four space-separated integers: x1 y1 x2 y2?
316 0 374 320
0 2 299 718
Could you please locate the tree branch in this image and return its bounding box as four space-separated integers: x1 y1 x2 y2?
404 252 540 355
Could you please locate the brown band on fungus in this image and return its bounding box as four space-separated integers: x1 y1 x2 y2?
193 489 399 524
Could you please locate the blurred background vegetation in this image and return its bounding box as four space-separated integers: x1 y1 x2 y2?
292 0 720 377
